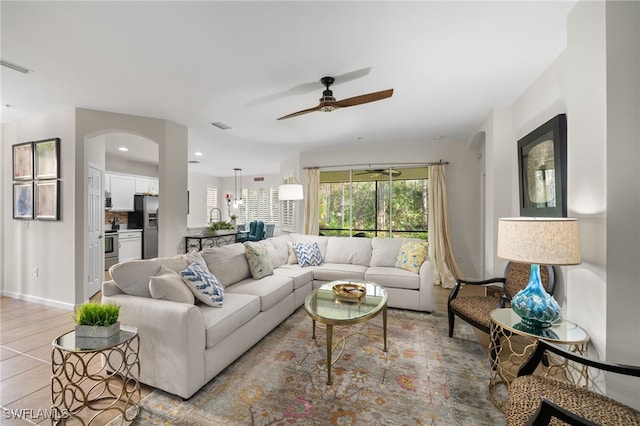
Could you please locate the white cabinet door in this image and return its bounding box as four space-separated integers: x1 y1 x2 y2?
135 177 159 194
110 175 135 211
119 232 142 261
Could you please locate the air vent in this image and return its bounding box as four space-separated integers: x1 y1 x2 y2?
1 59 31 74
188 160 200 164
209 121 232 130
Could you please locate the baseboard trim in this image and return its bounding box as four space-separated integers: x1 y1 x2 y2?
0 290 75 311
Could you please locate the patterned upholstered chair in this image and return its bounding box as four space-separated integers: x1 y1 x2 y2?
447 262 555 337
505 339 640 425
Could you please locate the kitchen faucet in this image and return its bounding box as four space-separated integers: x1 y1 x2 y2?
209 208 222 223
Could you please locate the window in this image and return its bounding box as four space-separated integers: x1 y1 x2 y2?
280 176 297 232
206 187 218 222
319 167 428 239
238 186 280 224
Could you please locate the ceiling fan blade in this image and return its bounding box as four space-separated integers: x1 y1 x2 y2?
333 89 393 108
277 104 324 120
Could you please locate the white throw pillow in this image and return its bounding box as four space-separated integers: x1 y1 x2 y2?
244 241 274 279
179 262 224 307
149 265 195 304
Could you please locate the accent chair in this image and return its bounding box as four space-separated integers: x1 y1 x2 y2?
447 262 555 337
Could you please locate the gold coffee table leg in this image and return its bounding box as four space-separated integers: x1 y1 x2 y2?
383 305 388 352
326 324 333 385
312 319 316 339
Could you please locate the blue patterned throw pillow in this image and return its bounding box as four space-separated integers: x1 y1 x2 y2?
179 261 224 307
292 242 324 267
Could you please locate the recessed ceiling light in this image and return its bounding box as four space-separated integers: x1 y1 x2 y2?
4 104 15 109
194 152 203 156
118 147 129 152
209 121 232 130
433 135 445 140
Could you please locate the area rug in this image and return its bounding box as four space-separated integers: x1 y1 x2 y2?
115 307 505 425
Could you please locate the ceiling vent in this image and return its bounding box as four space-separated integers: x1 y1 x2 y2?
188 160 200 164
209 121 232 130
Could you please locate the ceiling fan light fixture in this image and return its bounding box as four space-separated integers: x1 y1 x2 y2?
320 105 336 112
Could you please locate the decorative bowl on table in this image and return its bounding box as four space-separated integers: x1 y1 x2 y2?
332 283 366 301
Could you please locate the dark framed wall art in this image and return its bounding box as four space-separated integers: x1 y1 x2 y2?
35 180 60 220
13 182 34 219
11 137 61 221
517 113 567 217
34 138 60 179
13 142 33 180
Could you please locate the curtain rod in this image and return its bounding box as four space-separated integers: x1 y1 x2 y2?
303 160 449 170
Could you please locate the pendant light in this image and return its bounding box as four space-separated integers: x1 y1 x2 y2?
233 168 244 208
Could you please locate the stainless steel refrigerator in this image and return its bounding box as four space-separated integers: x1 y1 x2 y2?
128 194 158 259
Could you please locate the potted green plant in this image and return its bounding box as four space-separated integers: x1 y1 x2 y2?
74 302 121 338
229 214 238 225
208 221 236 236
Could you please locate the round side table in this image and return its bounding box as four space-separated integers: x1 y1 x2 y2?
488 308 589 412
51 325 140 425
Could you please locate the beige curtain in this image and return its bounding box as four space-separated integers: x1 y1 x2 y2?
428 164 464 288
303 168 320 235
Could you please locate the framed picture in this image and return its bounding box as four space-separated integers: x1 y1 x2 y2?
35 180 60 220
517 114 567 217
13 182 34 219
13 142 33 180
34 138 60 179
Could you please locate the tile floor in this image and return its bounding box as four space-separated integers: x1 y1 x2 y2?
0 283 487 424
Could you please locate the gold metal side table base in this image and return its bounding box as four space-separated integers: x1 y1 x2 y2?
51 328 140 425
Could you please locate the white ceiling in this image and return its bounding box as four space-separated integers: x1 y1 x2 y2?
1 1 576 177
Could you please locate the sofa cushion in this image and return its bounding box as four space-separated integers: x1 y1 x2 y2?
364 266 420 290
110 257 190 298
370 238 404 267
149 265 195 304
226 274 294 312
244 241 274 279
312 263 368 282
179 250 210 270
395 241 429 273
292 242 324 267
325 237 373 266
265 235 291 268
201 244 251 287
201 293 261 348
273 266 314 290
180 262 225 307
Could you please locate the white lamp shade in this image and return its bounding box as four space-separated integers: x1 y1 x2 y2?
278 184 303 200
497 217 581 265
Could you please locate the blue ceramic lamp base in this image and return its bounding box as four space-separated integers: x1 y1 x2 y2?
510 264 560 329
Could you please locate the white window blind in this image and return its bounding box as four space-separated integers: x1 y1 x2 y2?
282 199 295 232
238 186 280 224
206 187 218 222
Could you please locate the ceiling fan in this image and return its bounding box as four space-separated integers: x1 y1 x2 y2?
277 76 393 120
354 169 402 179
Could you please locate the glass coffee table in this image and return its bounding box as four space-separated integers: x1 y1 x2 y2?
304 280 387 385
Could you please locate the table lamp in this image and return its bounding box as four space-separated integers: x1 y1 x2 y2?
497 217 581 328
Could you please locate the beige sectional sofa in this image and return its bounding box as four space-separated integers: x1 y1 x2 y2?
101 233 434 399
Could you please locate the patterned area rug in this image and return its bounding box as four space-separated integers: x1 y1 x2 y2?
116 307 505 425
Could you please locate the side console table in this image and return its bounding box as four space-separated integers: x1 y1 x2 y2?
488 308 589 412
184 232 249 252
51 326 140 425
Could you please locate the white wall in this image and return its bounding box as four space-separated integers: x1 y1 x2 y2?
298 139 483 279
187 172 221 228
478 0 640 408
2 109 78 309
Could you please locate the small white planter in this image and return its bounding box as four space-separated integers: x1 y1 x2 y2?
213 230 235 236
75 321 120 338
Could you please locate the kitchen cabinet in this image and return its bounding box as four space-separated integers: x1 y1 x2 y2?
135 177 159 194
118 230 142 261
109 174 135 211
